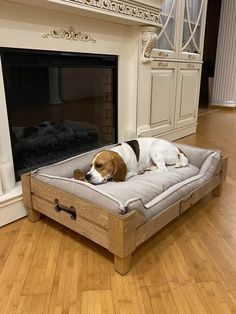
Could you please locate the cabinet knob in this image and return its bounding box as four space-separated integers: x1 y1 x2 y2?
158 51 168 58
188 55 196 60
187 63 195 68
158 62 168 67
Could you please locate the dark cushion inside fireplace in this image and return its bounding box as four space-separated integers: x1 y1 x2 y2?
32 143 221 219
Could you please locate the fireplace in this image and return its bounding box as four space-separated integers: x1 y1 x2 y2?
1 48 118 181
0 0 162 225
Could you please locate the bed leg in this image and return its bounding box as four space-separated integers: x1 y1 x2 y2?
212 184 222 196
114 254 132 275
21 173 41 222
27 207 41 222
109 211 136 275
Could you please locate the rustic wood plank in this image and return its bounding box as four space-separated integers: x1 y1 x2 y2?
32 194 109 249
21 174 41 222
31 177 109 228
136 175 221 247
108 211 136 258
213 157 228 196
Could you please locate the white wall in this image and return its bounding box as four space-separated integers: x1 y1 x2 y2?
212 0 236 108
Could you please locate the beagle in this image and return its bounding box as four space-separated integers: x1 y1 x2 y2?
85 138 188 184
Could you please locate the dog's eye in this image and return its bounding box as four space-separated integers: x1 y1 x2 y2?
95 163 103 169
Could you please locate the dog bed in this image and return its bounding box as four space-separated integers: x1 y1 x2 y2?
22 142 228 275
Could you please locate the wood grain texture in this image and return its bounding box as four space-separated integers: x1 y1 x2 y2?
21 173 41 222
1 109 236 312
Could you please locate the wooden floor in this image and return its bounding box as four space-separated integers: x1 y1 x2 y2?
1 109 236 313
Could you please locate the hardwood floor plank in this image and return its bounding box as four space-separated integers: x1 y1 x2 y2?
169 281 210 313
0 219 44 313
198 282 236 314
147 285 179 313
81 290 114 314
16 294 51 314
22 219 62 295
110 272 145 314
81 238 112 291
132 238 169 288
0 219 24 274
48 229 84 314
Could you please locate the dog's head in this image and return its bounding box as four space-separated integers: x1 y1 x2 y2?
85 150 127 184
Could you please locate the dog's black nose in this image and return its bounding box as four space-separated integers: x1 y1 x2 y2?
85 173 91 181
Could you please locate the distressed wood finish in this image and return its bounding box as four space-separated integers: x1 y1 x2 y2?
21 154 227 275
30 177 109 228
21 173 41 222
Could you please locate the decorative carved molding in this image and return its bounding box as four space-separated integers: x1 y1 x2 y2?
141 26 158 63
52 0 161 25
42 26 96 43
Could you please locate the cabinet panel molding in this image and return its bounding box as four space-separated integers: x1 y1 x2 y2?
150 64 176 135
175 63 202 129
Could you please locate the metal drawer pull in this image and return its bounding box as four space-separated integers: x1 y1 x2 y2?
158 51 168 58
188 55 196 60
187 63 195 68
54 199 77 220
158 62 168 67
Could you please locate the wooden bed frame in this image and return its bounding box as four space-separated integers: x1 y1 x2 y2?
21 156 228 275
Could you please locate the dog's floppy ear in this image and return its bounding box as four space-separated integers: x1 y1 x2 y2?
111 152 127 182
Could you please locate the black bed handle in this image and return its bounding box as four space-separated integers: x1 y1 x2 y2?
54 199 77 220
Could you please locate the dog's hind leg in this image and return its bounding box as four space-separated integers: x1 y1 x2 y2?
175 152 188 168
150 151 168 172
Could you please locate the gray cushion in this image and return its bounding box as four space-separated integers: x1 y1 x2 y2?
95 164 199 205
32 143 221 218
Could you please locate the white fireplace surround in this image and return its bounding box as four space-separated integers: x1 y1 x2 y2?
0 0 163 225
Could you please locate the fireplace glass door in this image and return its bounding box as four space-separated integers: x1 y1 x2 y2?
1 48 118 180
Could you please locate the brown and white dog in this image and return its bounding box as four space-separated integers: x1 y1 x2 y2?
85 138 188 184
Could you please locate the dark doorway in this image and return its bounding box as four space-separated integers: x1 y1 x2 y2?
199 0 222 108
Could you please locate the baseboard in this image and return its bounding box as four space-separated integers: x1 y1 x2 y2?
210 102 236 110
0 199 27 226
0 184 27 226
157 124 197 142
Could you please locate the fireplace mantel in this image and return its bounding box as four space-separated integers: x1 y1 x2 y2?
5 0 163 27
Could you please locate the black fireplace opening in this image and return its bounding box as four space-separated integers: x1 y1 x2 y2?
1 48 118 181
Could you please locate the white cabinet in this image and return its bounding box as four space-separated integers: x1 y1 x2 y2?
150 62 177 135
175 63 202 128
137 0 207 141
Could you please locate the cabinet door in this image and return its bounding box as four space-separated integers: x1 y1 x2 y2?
180 0 208 61
153 0 180 59
175 63 201 129
150 62 177 135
